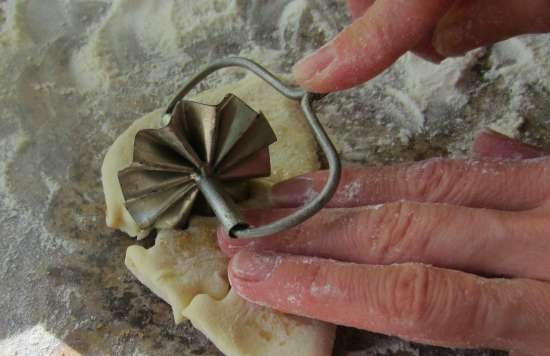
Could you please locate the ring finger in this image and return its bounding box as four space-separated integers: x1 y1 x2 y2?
219 201 550 281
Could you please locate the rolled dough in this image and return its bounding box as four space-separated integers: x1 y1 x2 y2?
126 218 335 356
102 75 334 356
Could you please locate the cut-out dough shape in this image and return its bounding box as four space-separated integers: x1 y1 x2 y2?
126 218 335 356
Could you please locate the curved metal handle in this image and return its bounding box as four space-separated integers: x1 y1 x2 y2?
166 57 341 238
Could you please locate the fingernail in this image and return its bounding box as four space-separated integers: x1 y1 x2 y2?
230 250 277 282
293 44 335 85
270 177 315 206
216 226 253 257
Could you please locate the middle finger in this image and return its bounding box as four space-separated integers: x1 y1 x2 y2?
219 202 550 281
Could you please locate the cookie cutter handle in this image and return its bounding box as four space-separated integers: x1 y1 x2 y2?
166 57 341 239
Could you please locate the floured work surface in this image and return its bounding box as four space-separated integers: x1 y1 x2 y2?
1 0 548 355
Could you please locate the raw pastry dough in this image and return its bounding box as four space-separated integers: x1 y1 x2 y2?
102 75 334 356
125 218 228 324
185 289 335 356
126 218 335 356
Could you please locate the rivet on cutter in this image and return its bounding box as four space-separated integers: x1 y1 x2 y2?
118 57 341 239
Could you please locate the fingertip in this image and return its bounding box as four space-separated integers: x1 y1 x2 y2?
412 34 446 63
473 129 507 155
296 0 456 92
434 0 550 58
217 226 251 257
227 250 286 308
229 249 278 283
227 250 252 297
292 44 337 93
432 2 467 57
473 129 548 159
413 49 445 64
270 176 316 208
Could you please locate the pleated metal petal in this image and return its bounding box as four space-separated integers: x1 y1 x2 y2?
213 94 258 167
118 168 194 198
133 130 195 171
118 93 277 230
124 182 198 229
177 100 219 164
217 147 271 180
154 188 199 229
215 112 276 173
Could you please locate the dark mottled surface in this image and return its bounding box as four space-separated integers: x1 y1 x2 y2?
0 0 548 355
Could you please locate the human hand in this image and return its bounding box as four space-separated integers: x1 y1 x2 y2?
293 0 550 92
218 130 550 355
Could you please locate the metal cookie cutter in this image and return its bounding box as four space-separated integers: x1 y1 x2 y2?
118 57 341 239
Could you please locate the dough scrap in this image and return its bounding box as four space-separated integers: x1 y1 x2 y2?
185 289 335 356
125 217 228 324
125 218 335 356
103 75 334 356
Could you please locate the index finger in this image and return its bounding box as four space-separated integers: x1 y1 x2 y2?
229 250 550 354
292 0 454 92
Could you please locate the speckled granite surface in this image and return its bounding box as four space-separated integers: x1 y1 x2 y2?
1 0 548 355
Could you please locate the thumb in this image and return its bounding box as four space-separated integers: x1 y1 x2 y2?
434 0 550 57
292 0 454 93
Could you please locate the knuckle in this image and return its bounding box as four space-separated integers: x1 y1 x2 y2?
404 158 464 202
382 264 434 323
360 201 428 263
342 211 368 258
463 284 491 332
439 276 487 332
382 265 490 332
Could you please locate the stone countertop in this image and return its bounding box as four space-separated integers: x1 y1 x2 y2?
1 0 548 355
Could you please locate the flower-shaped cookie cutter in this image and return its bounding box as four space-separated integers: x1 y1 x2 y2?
121 57 341 239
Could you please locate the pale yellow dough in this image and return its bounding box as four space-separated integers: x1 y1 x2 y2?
125 218 229 324
102 75 334 356
125 218 335 356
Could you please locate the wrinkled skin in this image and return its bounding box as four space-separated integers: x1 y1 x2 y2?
221 131 550 356
218 1 550 355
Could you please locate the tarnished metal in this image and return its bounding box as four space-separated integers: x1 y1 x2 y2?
118 93 277 232
120 57 341 238
164 57 341 238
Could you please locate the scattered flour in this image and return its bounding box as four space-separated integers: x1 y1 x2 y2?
1 0 549 355
340 180 361 202
0 324 76 356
